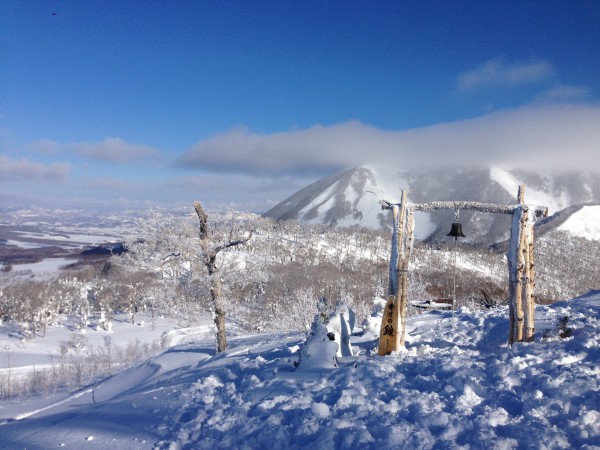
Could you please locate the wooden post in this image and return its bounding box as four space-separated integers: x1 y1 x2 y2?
395 191 408 350
387 205 400 297
523 208 536 342
379 202 400 356
508 184 539 345
379 191 406 355
508 188 525 345
515 215 526 342
507 206 519 346
398 208 415 348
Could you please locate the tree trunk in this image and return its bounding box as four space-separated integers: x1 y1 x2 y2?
194 200 252 354
208 258 227 352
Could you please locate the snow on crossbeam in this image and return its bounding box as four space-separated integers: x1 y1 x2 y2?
382 199 548 217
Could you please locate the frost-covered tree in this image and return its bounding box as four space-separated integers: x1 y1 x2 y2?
117 204 252 352
193 201 253 352
118 210 195 319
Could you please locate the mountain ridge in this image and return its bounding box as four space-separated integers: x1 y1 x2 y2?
263 166 600 244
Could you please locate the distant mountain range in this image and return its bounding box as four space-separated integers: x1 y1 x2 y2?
263 166 600 244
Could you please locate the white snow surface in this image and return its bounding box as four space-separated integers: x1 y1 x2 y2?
2 257 75 279
558 205 600 241
1 292 599 449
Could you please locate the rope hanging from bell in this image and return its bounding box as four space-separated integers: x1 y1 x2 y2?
448 208 464 321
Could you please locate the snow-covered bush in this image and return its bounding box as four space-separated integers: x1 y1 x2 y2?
296 316 339 370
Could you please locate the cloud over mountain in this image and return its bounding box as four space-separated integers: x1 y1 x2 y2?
177 104 600 176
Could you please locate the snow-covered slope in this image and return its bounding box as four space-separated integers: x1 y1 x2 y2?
558 205 600 240
263 166 600 243
262 167 391 229
1 293 599 449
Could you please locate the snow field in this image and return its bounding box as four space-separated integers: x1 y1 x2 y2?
161 297 599 449
0 293 598 449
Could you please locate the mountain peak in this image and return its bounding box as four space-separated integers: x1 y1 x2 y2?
263 165 600 244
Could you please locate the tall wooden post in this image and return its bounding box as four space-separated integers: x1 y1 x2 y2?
508 185 537 345
523 200 536 342
387 205 400 297
379 191 408 355
508 188 523 345
398 208 415 348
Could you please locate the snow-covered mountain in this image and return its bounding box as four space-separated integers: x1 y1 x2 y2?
263 166 600 244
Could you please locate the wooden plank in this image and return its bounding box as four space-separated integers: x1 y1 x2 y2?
378 295 399 355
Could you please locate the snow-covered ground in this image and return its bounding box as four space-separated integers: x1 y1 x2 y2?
0 314 185 370
1 291 598 449
2 257 76 279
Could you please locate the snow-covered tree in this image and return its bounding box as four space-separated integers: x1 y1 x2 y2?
296 316 339 371
117 204 253 352
193 201 253 352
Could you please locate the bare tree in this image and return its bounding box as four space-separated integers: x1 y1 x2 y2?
193 201 253 352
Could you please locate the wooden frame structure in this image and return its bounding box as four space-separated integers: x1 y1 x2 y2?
378 185 548 355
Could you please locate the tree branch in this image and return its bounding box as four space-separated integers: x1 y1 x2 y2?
193 201 208 239
213 231 254 255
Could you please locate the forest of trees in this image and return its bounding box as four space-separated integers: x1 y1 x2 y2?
2 209 599 346
1 208 600 399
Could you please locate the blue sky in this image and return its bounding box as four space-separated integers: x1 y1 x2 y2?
1 1 599 213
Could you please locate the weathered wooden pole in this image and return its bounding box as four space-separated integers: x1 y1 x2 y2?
508 188 523 345
523 189 536 342
379 203 398 355
508 185 539 345
379 191 407 355
386 205 400 297
398 208 415 348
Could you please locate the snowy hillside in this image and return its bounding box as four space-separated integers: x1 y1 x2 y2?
1 292 599 449
263 166 600 243
558 205 600 241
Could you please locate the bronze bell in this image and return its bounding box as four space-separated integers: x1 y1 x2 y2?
447 222 465 239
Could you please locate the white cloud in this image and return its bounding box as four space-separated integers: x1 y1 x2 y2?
457 58 556 91
177 104 600 176
0 156 70 183
75 137 164 165
177 121 376 175
534 84 591 103
26 137 165 165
